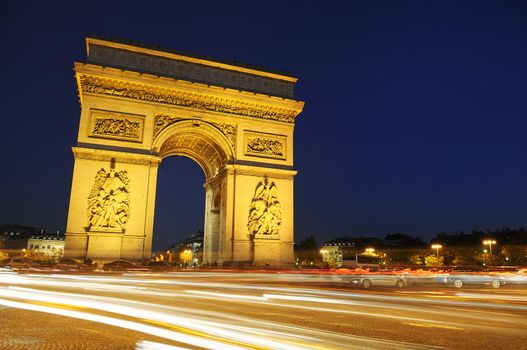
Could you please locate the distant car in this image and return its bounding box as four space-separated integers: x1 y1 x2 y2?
6 257 38 269
147 261 173 272
55 258 93 271
102 260 148 272
446 273 505 288
350 273 407 289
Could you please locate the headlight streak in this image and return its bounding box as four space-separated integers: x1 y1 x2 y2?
0 296 435 350
20 272 525 312
454 292 527 302
4 285 514 335
0 287 321 350
2 272 525 327
0 284 449 349
0 298 249 350
135 340 192 350
2 270 527 349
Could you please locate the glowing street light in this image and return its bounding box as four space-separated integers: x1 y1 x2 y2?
431 244 442 258
365 247 375 255
483 240 497 255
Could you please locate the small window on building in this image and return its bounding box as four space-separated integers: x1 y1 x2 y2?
29 244 34 249
47 245 51 249
35 245 39 249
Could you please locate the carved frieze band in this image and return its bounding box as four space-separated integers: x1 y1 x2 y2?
79 75 298 123
154 114 236 150
88 109 145 143
244 131 286 160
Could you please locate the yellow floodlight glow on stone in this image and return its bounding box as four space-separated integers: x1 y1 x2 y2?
63 37 305 266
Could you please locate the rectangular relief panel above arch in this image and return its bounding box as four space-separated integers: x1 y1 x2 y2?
88 109 145 143
244 131 287 161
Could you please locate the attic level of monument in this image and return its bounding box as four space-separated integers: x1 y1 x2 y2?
75 63 304 125
86 37 298 99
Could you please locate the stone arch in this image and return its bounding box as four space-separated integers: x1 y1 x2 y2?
64 37 303 266
152 120 233 265
153 120 234 180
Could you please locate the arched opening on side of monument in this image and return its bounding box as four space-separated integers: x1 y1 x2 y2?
153 156 206 258
203 185 222 266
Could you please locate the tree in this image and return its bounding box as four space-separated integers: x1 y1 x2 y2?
409 254 425 266
424 254 444 267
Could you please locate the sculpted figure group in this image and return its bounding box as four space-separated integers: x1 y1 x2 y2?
92 118 140 139
87 168 131 230
247 178 282 236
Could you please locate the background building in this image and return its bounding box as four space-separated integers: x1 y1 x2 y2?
166 230 204 267
0 224 64 260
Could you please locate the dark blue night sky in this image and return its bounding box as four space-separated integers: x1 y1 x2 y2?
1 1 527 250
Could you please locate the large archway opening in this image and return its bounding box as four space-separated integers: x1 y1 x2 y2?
152 156 205 252
153 120 234 265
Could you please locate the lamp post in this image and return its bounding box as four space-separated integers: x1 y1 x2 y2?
483 240 496 255
431 244 442 258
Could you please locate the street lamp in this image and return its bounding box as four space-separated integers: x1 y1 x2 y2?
431 244 442 258
483 240 496 255
365 247 375 254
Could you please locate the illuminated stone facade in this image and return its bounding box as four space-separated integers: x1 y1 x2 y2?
65 37 304 265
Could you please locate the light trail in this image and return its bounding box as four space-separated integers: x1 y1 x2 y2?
1 270 526 349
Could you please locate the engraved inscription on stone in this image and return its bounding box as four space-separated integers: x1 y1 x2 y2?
88 44 295 99
89 109 145 142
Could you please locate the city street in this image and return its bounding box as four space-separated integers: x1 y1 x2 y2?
0 269 526 349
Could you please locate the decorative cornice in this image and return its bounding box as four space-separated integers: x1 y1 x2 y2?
72 147 160 166
78 74 300 124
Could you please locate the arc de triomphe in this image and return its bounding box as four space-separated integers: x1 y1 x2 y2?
64 37 304 265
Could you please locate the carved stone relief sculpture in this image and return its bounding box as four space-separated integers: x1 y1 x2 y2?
214 122 236 147
89 109 144 142
245 132 286 160
153 114 182 138
247 138 283 157
80 75 298 123
247 178 281 237
87 168 131 231
154 114 236 150
93 118 140 138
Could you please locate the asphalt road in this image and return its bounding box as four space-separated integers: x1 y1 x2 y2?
0 269 526 350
